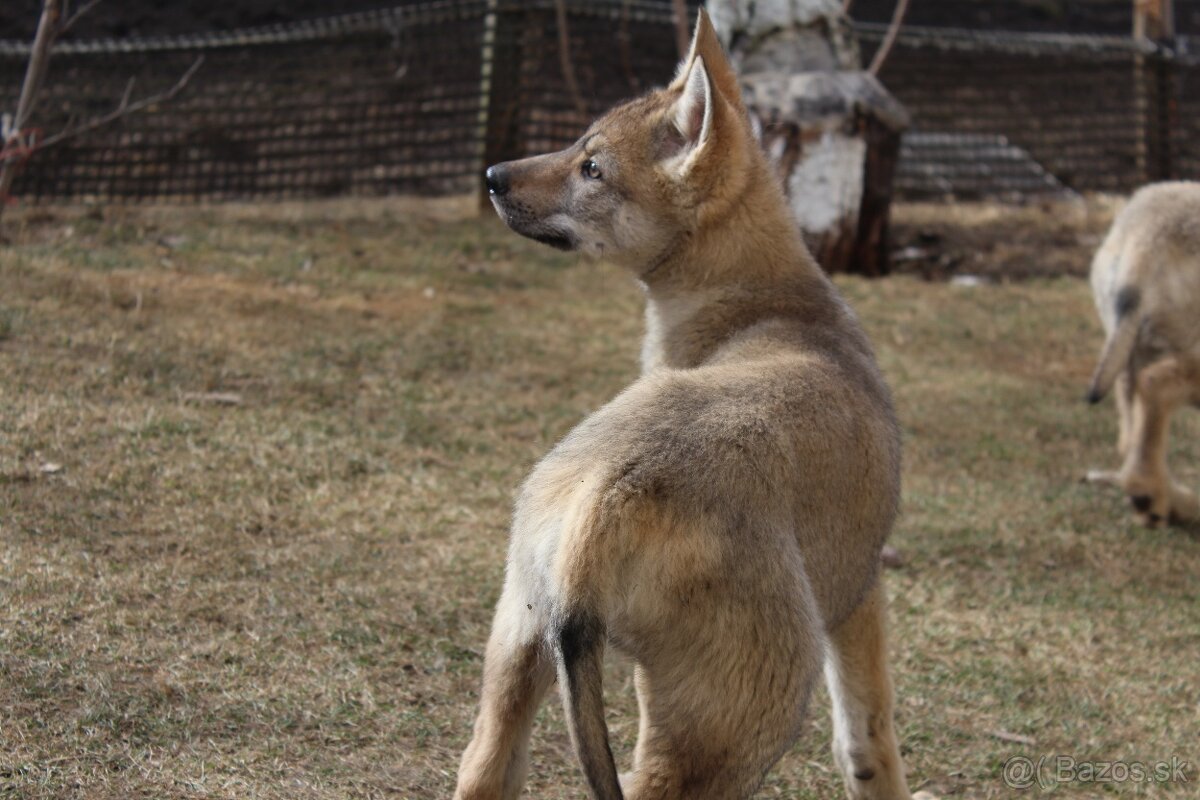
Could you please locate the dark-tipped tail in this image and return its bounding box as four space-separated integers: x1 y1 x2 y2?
556 611 623 800
1087 288 1141 404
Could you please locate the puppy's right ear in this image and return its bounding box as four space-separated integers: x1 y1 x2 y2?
669 9 745 116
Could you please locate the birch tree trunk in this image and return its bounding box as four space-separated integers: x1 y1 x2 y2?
707 0 907 276
708 0 859 72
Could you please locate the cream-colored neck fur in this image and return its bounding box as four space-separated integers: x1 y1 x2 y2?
638 173 830 372
640 286 718 373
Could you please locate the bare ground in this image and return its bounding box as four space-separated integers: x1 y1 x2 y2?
889 195 1121 282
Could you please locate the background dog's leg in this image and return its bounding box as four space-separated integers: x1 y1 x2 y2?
1122 357 1194 525
1086 369 1137 485
455 589 555 800
825 583 911 800
1115 370 1134 458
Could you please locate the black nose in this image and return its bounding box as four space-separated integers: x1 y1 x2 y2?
485 164 509 196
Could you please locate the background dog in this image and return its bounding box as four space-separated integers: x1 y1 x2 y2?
1086 181 1200 526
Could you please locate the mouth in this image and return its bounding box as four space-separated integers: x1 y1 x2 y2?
491 199 576 251
529 230 575 251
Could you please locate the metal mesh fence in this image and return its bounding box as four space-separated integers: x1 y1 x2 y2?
2 0 1200 202
1 2 493 200
853 0 1200 36
858 23 1200 197
485 1 683 161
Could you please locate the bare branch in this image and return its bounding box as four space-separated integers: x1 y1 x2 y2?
551 0 588 119
1 0 65 218
38 56 203 150
119 76 136 111
843 0 855 14
59 0 103 36
868 0 911 75
11 0 65 135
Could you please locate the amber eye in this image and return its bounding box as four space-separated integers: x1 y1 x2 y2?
581 158 602 180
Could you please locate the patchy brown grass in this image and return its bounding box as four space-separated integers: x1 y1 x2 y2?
1 198 1197 799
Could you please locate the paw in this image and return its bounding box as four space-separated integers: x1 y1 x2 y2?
1129 493 1169 527
841 762 913 800
1128 491 1176 527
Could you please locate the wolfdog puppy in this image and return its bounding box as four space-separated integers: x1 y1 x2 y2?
455 11 912 799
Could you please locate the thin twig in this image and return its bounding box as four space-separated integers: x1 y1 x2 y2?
868 0 911 75
59 0 103 35
551 0 588 119
0 0 66 216
38 56 203 150
119 76 135 109
10 0 65 139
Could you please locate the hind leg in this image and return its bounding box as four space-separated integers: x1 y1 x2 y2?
621 604 822 798
455 585 556 800
825 583 911 800
1117 358 1198 525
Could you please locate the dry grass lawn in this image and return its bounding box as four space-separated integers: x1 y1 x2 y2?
1 199 1197 799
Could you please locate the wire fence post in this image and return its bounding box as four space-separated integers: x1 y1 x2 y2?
1133 0 1177 182
1152 46 1178 181
481 0 525 200
475 0 498 201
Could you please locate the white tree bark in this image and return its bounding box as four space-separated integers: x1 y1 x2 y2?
709 0 841 34
707 0 859 73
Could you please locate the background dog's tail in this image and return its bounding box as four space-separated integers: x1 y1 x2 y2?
1086 286 1142 404
556 610 624 800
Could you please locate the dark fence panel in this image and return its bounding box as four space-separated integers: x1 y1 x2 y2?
492 0 682 160
859 24 1200 197
853 1 1200 36
853 1 1133 34
1 2 490 201
4 1 1200 203
0 0 694 203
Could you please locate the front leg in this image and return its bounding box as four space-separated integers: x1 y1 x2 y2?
1114 371 1134 458
826 584 912 800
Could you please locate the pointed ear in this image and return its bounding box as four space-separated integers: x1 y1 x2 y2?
672 55 713 152
669 8 744 115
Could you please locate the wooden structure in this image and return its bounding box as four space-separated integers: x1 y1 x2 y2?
1133 0 1177 180
743 72 906 276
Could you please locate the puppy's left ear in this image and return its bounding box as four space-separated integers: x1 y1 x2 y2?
669 8 745 117
672 54 714 156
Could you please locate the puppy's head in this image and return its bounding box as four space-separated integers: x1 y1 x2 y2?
485 10 756 275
